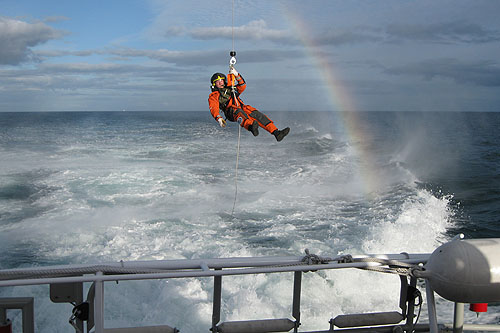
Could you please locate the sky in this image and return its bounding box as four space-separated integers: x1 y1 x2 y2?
1 0 500 112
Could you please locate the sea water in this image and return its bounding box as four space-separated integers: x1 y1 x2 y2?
0 111 499 331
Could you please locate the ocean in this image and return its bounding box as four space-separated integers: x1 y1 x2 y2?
0 111 499 331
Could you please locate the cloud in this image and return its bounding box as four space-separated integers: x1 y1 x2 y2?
163 26 185 38
291 20 500 47
0 17 65 65
186 18 500 47
0 62 187 80
106 46 302 66
29 44 304 70
190 19 295 44
35 49 96 60
317 26 382 45
0 61 196 111
386 58 500 87
0 60 208 111
385 20 500 44
44 16 70 23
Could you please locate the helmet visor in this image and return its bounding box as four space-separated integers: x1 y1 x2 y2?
212 75 226 84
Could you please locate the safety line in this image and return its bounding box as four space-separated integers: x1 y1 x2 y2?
230 0 239 217
232 0 235 52
231 124 241 217
230 63 241 217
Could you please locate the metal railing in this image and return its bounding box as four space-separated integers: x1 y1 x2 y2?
1 252 499 333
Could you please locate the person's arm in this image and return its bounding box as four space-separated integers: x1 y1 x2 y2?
229 67 246 94
234 73 246 94
208 91 226 127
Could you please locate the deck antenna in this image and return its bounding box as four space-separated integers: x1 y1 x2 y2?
230 0 239 217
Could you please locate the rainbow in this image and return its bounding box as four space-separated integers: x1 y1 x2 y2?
283 7 381 198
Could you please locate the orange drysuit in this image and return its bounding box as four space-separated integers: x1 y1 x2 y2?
208 73 278 134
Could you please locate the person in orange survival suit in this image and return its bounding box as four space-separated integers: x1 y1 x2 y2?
208 67 290 142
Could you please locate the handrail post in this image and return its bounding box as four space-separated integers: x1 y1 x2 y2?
292 271 302 332
405 276 417 332
425 279 438 333
212 268 222 332
453 302 464 333
95 272 104 333
0 306 6 326
23 298 35 333
399 275 408 317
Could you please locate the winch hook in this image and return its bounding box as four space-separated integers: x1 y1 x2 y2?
229 50 237 66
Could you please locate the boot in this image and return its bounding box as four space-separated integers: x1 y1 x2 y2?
249 120 259 137
273 127 290 142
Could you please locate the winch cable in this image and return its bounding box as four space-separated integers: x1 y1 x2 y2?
232 0 235 53
230 0 240 217
231 111 241 217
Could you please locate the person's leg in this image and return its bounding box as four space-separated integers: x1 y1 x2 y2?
242 105 278 134
234 108 259 136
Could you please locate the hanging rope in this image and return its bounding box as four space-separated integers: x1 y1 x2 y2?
230 0 240 217
231 125 241 216
230 65 240 217
232 0 235 53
